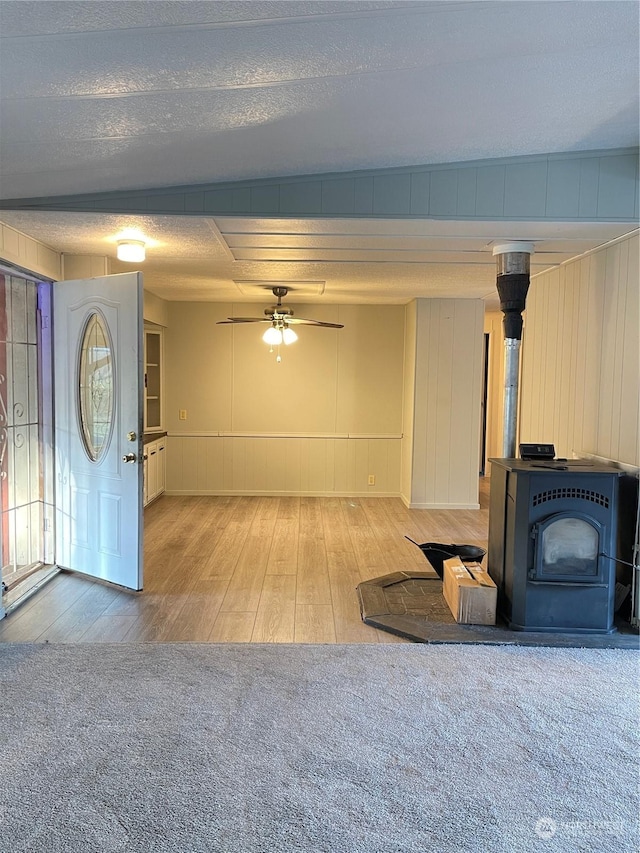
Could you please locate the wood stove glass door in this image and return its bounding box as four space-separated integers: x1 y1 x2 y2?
533 512 603 583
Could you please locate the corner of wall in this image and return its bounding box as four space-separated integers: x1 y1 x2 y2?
0 220 62 281
408 298 484 507
62 254 109 280
143 290 170 327
401 300 418 502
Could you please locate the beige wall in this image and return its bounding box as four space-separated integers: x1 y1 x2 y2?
143 290 169 327
0 221 61 280
520 232 639 466
483 311 504 468
406 298 485 508
164 302 405 495
401 300 417 504
62 254 110 280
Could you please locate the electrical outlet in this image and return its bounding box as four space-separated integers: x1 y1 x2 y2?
179 409 187 420
368 474 375 485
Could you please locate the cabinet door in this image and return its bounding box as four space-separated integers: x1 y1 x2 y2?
157 441 166 494
144 329 163 431
143 451 149 506
148 441 158 500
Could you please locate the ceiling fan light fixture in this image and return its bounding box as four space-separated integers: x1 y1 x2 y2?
117 239 146 263
282 327 298 345
263 326 283 346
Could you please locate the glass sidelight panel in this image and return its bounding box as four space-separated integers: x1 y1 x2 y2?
0 274 50 592
78 312 114 462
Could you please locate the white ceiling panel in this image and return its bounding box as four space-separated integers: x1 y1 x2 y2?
215 218 634 240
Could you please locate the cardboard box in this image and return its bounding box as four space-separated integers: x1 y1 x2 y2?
442 556 497 625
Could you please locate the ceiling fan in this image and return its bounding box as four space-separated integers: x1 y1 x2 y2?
216 286 344 332
217 286 343 361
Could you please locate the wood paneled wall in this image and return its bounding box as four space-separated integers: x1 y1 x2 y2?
406 298 485 508
483 311 505 466
143 290 169 327
0 221 61 280
166 435 401 496
165 302 405 495
401 301 417 503
166 298 487 501
62 255 109 280
520 232 639 466
27 149 638 223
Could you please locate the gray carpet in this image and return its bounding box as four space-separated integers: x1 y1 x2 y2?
0 643 638 853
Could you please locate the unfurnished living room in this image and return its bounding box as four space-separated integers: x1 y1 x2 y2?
0 2 638 852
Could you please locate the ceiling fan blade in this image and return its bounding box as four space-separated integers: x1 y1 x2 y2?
216 317 271 324
285 317 344 328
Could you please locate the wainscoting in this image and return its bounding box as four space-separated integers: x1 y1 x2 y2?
165 434 402 496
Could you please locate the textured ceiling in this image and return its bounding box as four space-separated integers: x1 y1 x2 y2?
2 210 633 308
0 1 638 306
1 1 638 198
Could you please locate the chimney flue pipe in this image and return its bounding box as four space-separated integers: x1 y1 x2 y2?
493 242 534 458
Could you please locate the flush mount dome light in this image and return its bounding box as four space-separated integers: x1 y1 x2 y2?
116 239 146 263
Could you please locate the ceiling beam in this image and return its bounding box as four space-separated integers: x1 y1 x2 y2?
1 148 637 223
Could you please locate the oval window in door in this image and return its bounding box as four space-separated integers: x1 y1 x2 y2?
78 311 115 462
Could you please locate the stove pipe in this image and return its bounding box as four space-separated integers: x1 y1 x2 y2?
493 242 534 458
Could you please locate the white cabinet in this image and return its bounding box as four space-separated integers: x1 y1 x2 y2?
157 438 166 494
143 437 166 507
148 443 158 500
144 327 163 433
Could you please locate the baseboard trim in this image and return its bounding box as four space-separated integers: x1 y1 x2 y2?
164 491 480 507
407 502 481 510
164 489 399 498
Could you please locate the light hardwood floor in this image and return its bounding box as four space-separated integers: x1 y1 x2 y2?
0 481 490 644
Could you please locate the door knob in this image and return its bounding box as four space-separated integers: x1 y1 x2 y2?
122 453 137 463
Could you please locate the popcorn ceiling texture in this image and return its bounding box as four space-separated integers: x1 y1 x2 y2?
0 2 637 303
1 2 638 196
0 210 630 304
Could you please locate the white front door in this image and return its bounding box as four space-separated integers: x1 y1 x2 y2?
53 272 143 590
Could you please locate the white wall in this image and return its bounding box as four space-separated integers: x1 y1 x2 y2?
406 298 485 508
520 232 639 466
164 302 405 495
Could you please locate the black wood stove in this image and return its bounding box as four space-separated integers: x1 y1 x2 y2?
488 458 623 634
